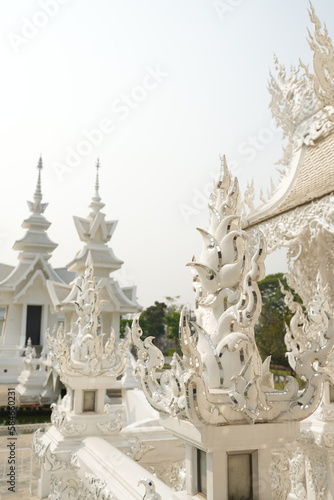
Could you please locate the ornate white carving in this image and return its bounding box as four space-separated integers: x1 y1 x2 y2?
247 193 334 255
305 449 328 500
138 478 162 500
24 337 33 357
96 407 124 435
32 429 67 472
319 403 334 422
321 432 334 448
47 253 130 377
289 450 307 500
69 452 80 471
242 179 256 216
247 194 334 355
49 472 118 500
269 6 334 169
282 426 334 500
85 473 118 500
271 452 290 500
132 316 185 416
49 475 94 500
50 403 87 436
297 430 316 446
146 461 186 492
302 4 334 110
126 437 154 461
132 159 334 426
282 274 330 372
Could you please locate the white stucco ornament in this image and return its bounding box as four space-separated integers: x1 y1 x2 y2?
138 478 162 500
132 157 334 426
282 273 330 371
47 252 130 377
269 3 334 168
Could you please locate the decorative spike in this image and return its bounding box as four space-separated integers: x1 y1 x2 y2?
35 156 43 197
217 154 231 189
88 159 105 217
47 254 129 378
95 158 101 199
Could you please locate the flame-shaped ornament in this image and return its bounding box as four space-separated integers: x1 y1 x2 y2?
47 252 130 377
132 157 334 426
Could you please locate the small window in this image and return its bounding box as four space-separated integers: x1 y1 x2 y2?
228 453 252 500
329 385 334 403
83 390 96 412
0 306 7 338
197 449 207 496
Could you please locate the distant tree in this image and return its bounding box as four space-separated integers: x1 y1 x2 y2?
165 296 181 312
120 318 129 338
165 310 181 347
139 301 167 350
165 296 182 349
255 273 296 369
131 297 184 354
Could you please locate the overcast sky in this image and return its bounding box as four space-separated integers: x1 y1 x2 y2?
0 0 333 308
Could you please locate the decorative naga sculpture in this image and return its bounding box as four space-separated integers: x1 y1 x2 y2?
132 157 334 426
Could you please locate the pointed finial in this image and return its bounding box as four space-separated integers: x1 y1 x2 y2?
95 158 100 195
217 154 230 189
34 156 43 201
91 158 102 206
25 156 50 216
88 158 105 216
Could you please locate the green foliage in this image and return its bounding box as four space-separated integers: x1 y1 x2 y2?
255 272 295 369
164 296 181 348
139 301 167 340
120 318 129 338
165 310 181 344
131 297 183 353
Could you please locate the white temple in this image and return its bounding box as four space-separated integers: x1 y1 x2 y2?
47 159 140 341
0 159 140 393
32 6 334 497
0 158 69 384
1 3 334 499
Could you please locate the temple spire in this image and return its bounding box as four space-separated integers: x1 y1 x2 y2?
34 156 43 202
27 157 48 216
94 158 101 201
89 158 105 216
68 160 122 276
13 157 57 261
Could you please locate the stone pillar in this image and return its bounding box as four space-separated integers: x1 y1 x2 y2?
38 467 51 499
163 417 300 500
